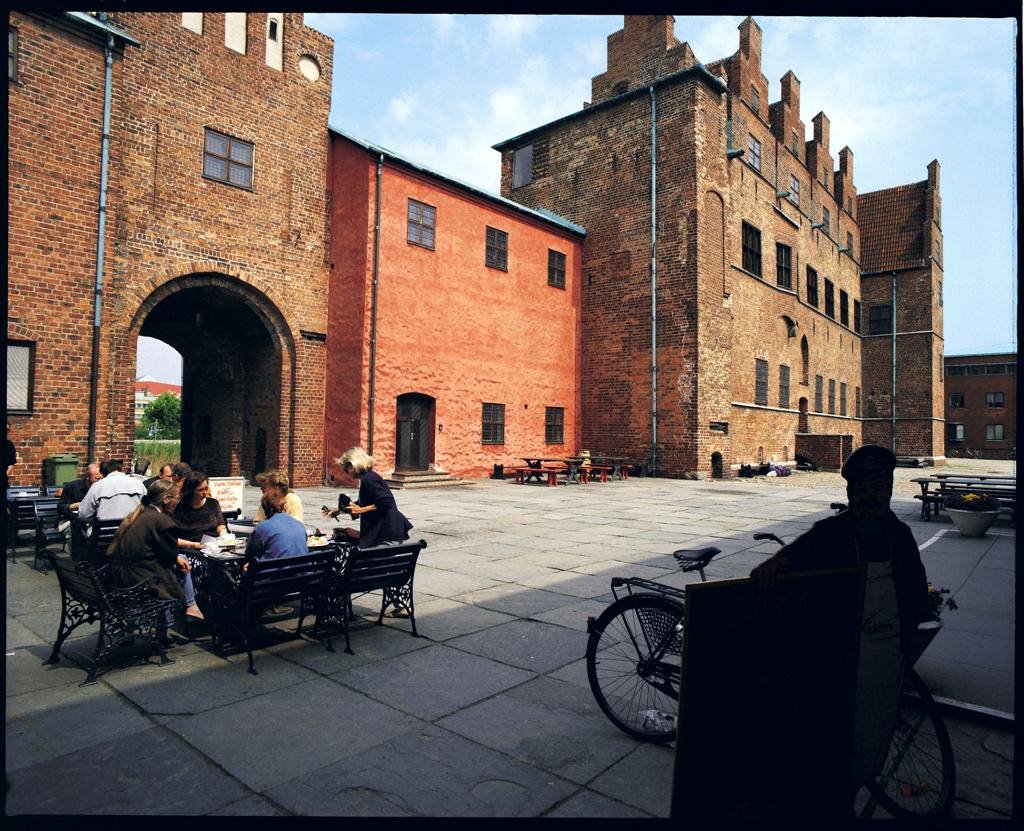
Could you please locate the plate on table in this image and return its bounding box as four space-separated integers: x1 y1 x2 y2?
307 535 331 548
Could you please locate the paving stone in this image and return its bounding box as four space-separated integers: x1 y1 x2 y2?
332 643 534 720
5 726 250 815
438 675 638 785
163 677 421 792
5 637 98 697
208 794 292 815
409 596 517 641
452 583 580 616
265 723 576 817
517 570 621 598
586 741 676 816
102 642 321 714
266 618 431 671
544 788 654 818
447 619 586 674
412 565 500 598
7 680 153 772
529 597 609 632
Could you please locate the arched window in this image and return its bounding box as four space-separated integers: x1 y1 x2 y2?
800 336 809 384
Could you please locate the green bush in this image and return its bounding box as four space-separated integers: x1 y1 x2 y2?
133 440 181 474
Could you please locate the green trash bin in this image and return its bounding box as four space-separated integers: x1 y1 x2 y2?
44 454 80 488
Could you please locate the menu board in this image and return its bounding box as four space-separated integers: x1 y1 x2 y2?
208 476 246 514
671 567 865 821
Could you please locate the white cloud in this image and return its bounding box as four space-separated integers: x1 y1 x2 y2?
389 94 415 123
487 14 541 47
682 16 741 65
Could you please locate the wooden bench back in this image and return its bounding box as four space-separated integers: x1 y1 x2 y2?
48 554 105 607
341 539 427 594
239 549 334 606
84 518 125 565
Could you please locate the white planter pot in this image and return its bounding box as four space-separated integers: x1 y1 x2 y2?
946 508 998 538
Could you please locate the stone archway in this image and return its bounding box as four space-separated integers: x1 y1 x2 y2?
130 273 296 480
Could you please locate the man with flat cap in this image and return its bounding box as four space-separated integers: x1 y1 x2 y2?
751 444 930 804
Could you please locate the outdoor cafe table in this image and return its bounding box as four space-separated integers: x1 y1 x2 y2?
588 455 629 480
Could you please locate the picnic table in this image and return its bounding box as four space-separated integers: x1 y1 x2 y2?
911 475 1016 521
588 455 630 480
516 457 588 485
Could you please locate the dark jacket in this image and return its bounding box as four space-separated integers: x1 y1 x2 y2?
107 506 185 602
775 509 929 656
356 469 412 548
58 476 92 518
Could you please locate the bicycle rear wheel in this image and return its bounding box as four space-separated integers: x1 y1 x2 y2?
586 593 685 743
866 668 955 818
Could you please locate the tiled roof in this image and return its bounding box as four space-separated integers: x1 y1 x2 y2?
135 381 181 396
857 182 928 273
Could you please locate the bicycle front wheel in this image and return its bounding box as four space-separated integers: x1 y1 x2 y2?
866 668 955 818
586 593 685 743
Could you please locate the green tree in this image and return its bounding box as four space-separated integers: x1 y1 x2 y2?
140 392 182 439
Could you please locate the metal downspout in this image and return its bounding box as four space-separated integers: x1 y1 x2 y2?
891 271 897 454
367 153 383 455
650 85 658 477
87 29 115 466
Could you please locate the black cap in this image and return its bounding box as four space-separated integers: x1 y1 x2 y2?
841 445 897 482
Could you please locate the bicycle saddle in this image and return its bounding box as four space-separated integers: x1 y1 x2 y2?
672 547 720 565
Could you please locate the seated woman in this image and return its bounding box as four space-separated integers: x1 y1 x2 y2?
253 470 304 524
321 447 412 548
105 479 203 634
173 470 226 542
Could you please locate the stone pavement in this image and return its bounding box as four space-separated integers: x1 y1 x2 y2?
5 475 1014 817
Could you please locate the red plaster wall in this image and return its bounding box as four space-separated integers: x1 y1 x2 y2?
326 137 583 480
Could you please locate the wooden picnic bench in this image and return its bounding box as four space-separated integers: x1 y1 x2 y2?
912 476 1016 522
42 552 183 684
582 464 614 483
510 465 564 486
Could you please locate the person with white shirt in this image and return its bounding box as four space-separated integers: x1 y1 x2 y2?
77 458 147 533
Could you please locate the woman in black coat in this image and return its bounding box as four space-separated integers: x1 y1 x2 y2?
107 479 189 604
322 447 412 548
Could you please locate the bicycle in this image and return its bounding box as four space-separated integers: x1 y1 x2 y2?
754 515 955 819
585 545 719 743
586 503 955 819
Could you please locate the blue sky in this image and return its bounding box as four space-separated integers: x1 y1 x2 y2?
138 13 1017 381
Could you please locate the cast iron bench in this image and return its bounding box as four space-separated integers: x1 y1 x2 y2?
316 539 428 655
205 548 336 674
42 552 183 684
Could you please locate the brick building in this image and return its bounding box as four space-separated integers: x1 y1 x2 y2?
134 376 181 424
325 131 584 481
943 353 1016 460
494 15 945 475
8 12 334 486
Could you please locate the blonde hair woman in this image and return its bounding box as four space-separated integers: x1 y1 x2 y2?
322 447 412 548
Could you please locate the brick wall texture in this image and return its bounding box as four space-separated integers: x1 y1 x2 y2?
943 353 1016 460
8 13 947 485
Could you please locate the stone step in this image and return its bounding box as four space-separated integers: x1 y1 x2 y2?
385 471 474 490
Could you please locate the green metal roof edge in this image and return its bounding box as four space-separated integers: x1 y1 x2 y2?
64 12 142 47
328 126 586 237
492 61 729 151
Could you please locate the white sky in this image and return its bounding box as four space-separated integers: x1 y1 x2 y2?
137 13 1018 383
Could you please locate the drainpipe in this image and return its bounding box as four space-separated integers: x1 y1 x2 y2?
649 85 658 477
891 270 897 455
86 27 116 466
367 153 384 455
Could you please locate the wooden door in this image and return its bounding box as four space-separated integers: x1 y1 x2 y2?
395 394 433 471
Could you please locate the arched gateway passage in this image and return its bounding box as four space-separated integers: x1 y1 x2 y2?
132 274 295 481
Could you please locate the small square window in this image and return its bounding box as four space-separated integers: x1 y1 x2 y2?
986 424 1004 442
482 403 505 444
485 226 508 271
986 391 1004 408
545 407 564 444
548 249 566 289
407 199 436 249
742 222 762 277
948 392 965 408
747 135 761 172
203 129 254 190
947 423 964 442
868 304 892 335
512 144 533 188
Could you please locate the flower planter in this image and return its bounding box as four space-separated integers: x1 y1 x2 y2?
946 508 999 538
